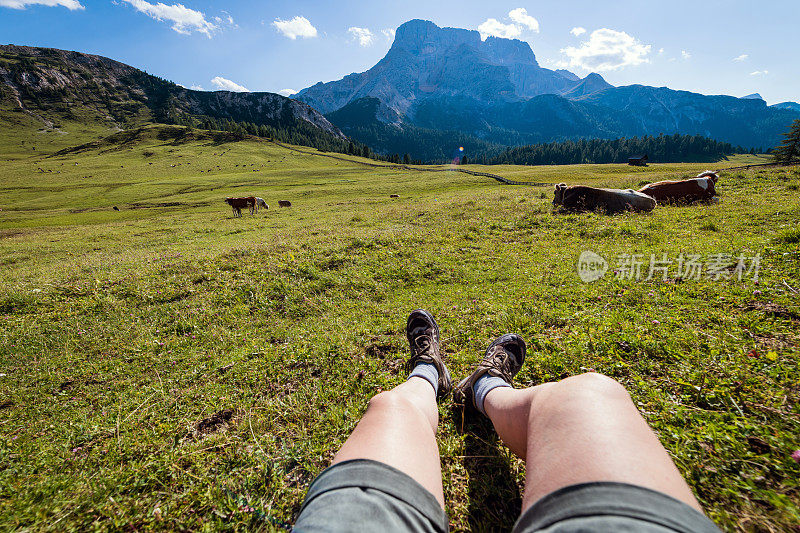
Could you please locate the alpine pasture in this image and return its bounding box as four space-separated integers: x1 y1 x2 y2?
1 125 798 531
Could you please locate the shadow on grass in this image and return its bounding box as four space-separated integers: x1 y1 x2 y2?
451 406 522 531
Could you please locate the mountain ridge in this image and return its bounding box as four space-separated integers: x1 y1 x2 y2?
297 19 800 155
0 44 346 147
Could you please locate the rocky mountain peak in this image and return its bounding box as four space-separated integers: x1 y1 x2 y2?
483 36 538 67
390 19 538 67
391 19 480 53
297 19 603 116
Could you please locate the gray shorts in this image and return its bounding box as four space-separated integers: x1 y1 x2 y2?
293 459 721 532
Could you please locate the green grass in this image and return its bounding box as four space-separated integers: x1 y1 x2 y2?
1 125 799 531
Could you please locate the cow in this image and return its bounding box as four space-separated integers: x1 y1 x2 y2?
390 194 400 198
553 183 656 214
637 171 719 204
254 197 269 212
224 197 255 217
278 200 292 208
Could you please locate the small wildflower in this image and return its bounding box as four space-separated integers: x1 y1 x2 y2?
791 450 800 463
652 319 660 325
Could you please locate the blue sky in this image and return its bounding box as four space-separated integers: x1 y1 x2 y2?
1 0 797 104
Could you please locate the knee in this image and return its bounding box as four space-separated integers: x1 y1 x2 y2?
568 372 629 396
568 372 630 400
538 372 631 408
367 390 414 414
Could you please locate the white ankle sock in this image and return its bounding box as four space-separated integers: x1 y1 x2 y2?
408 363 439 395
473 374 511 415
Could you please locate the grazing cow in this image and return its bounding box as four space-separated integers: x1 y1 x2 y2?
553 183 656 214
254 197 269 212
390 194 399 198
278 200 292 208
637 171 719 204
224 197 256 217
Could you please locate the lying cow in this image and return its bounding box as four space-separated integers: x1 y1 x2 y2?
637 171 719 204
225 196 255 217
553 183 656 214
278 200 292 208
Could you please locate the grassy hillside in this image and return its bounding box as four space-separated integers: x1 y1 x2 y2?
1 127 798 531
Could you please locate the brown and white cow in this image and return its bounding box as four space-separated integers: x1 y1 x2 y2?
553 183 656 214
225 196 255 217
637 171 719 204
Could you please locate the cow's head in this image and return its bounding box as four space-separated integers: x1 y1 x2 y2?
697 171 719 184
553 183 568 205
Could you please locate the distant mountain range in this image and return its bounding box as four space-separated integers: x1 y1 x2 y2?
2 31 798 164
296 19 800 159
0 44 345 148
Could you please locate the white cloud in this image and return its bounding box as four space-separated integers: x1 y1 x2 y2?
508 8 539 32
211 76 249 92
122 0 217 38
733 54 748 62
478 18 521 40
278 89 297 97
382 28 396 41
348 26 374 47
560 28 651 72
750 70 768 76
273 15 317 39
681 50 691 60
190 84 204 91
0 0 83 8
478 7 540 40
570 27 586 37
658 47 664 54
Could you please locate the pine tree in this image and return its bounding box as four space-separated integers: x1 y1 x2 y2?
772 119 800 163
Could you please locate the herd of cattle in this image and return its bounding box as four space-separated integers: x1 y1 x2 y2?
552 171 719 214
224 196 292 217
223 170 719 218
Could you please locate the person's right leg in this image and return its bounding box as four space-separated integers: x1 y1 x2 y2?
455 336 719 532
482 374 702 513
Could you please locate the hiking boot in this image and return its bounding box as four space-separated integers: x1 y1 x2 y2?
406 309 452 399
453 333 527 409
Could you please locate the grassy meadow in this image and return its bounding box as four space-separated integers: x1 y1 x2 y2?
0 124 798 531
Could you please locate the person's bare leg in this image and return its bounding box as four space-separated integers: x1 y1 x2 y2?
332 377 445 507
483 372 702 513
